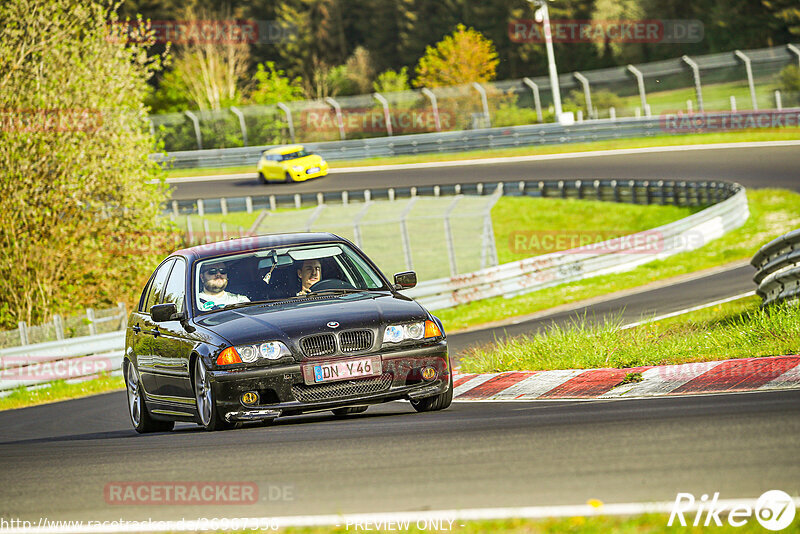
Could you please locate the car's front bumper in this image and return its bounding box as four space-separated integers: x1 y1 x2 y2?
209 341 449 422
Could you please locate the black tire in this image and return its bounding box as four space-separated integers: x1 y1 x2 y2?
258 172 268 184
193 358 234 431
411 372 453 413
125 361 174 433
332 406 368 416
284 171 293 183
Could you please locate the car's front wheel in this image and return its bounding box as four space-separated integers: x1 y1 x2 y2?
126 361 174 433
258 172 268 184
284 171 293 183
411 373 453 413
194 358 233 431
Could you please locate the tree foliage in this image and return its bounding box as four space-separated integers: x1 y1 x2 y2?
250 62 305 105
0 0 173 328
374 67 412 93
414 24 500 88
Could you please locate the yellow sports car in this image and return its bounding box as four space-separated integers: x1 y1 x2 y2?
257 145 329 183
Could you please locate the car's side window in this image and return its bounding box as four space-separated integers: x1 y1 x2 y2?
144 259 175 314
138 279 152 313
162 258 187 312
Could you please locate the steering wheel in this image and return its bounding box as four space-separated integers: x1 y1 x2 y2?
309 279 356 291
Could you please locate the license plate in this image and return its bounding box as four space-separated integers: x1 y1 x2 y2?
306 167 320 174
308 357 381 384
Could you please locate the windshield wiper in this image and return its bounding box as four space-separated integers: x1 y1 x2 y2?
304 288 368 297
219 299 290 311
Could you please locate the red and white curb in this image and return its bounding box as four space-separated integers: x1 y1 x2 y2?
452 355 800 400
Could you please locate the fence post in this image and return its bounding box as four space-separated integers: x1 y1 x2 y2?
788 44 800 68
203 219 211 243
472 82 491 128
117 302 128 331
730 95 737 111
53 314 65 341
399 197 419 271
522 78 544 123
86 308 97 336
325 97 346 140
197 199 205 217
681 56 704 112
184 110 203 150
353 201 372 248
229 106 249 146
443 197 461 276
18 321 28 345
573 71 594 119
420 88 442 131
609 107 616 120
733 50 758 110
277 102 295 143
627 64 649 117
373 92 393 137
775 90 782 110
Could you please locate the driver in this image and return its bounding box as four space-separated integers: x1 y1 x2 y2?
296 259 321 296
198 261 249 309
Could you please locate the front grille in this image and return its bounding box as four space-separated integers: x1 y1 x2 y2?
339 329 373 353
300 333 336 357
292 373 393 403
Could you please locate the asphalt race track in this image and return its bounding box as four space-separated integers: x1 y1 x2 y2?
169 144 800 200
1 390 798 521
2 144 799 524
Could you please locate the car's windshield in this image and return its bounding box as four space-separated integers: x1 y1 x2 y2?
281 149 311 160
194 242 387 313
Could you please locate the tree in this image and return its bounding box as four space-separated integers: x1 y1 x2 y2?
414 24 499 88
374 67 411 93
250 62 305 105
0 0 172 328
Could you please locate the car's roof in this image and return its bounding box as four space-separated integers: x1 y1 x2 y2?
172 232 345 262
264 144 305 155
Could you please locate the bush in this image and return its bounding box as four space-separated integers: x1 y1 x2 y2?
777 65 800 107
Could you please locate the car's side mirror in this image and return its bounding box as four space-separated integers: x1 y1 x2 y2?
151 303 180 322
393 271 417 290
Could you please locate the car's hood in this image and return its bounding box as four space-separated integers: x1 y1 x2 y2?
282 155 324 168
193 291 426 348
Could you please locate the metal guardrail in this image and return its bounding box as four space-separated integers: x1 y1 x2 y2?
408 181 748 310
751 229 800 306
154 109 800 169
0 332 124 392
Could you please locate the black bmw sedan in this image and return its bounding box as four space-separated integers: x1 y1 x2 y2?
124 233 452 432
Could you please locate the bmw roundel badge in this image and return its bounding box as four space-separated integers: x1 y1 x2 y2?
327 321 339 328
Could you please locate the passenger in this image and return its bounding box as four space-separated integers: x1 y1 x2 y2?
197 262 249 309
296 259 322 296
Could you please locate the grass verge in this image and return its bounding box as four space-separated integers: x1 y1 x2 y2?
260 513 786 533
437 188 800 332
162 129 800 178
458 295 800 373
0 374 124 412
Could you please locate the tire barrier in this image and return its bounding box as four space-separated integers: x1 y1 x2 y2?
751 228 800 307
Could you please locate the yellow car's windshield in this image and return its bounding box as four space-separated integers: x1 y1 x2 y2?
280 149 311 161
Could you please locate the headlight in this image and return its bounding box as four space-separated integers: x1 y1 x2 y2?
234 341 291 362
292 165 303 172
383 322 425 344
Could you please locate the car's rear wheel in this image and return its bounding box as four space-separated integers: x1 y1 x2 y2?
258 172 267 184
194 358 234 431
126 361 174 433
332 406 368 416
411 372 453 413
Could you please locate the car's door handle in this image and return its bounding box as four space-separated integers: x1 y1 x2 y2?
132 324 141 334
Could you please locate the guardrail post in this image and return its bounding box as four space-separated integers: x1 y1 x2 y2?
203 219 211 243
197 199 205 217
476 183 483 195
184 110 203 150
171 200 179 218
575 179 583 199
774 90 782 110
658 180 666 205
787 44 800 68
471 82 491 128
245 196 253 214
443 196 461 276
325 97 346 140
317 192 324 205
364 190 371 202
573 72 594 119
18 321 28 345
229 106 249 146
681 56 704 112
609 107 616 120
626 64 649 117
294 194 302 209
538 181 545 198
734 50 758 110
455 184 461 195
522 78 544 123
220 198 228 216
269 195 277 211
388 188 395 201
342 191 349 205
594 179 601 200
53 314 65 341
373 92 393 137
557 180 565 198
629 180 637 204
611 180 619 202
86 308 97 336
420 88 442 131
276 102 296 143
518 181 526 195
